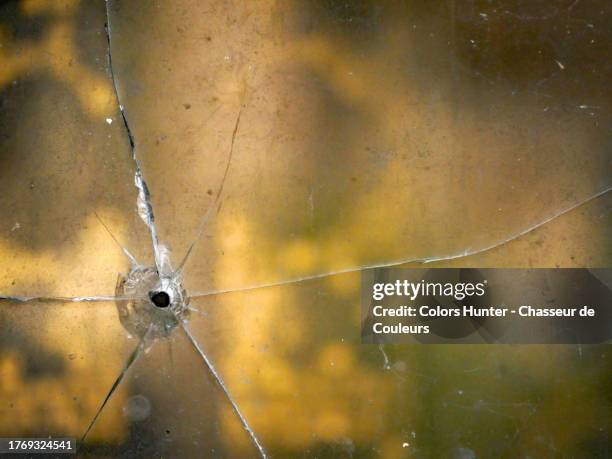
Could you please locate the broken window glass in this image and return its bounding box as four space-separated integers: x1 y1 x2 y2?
1 0 610 457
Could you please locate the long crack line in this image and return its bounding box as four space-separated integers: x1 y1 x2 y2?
176 107 243 275
81 329 150 441
4 188 607 305
94 211 139 266
181 322 268 459
100 6 264 455
0 295 137 304
104 0 164 275
188 186 612 299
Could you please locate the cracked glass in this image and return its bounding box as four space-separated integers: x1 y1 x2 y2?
1 0 610 458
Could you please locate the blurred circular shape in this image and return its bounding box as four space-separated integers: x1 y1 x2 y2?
123 394 151 422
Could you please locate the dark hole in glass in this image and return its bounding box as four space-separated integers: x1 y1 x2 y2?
149 291 170 308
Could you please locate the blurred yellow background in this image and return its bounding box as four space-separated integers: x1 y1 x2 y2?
0 0 610 457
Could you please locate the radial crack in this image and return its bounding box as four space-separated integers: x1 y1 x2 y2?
188 187 611 300
81 333 149 441
176 107 243 275
180 322 267 459
94 211 139 266
104 0 165 275
0 295 137 304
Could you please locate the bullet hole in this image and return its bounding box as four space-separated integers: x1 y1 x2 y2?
183 103 191 109
150 290 170 308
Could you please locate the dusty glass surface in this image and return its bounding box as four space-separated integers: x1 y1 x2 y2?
1 0 610 458
106 0 610 294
